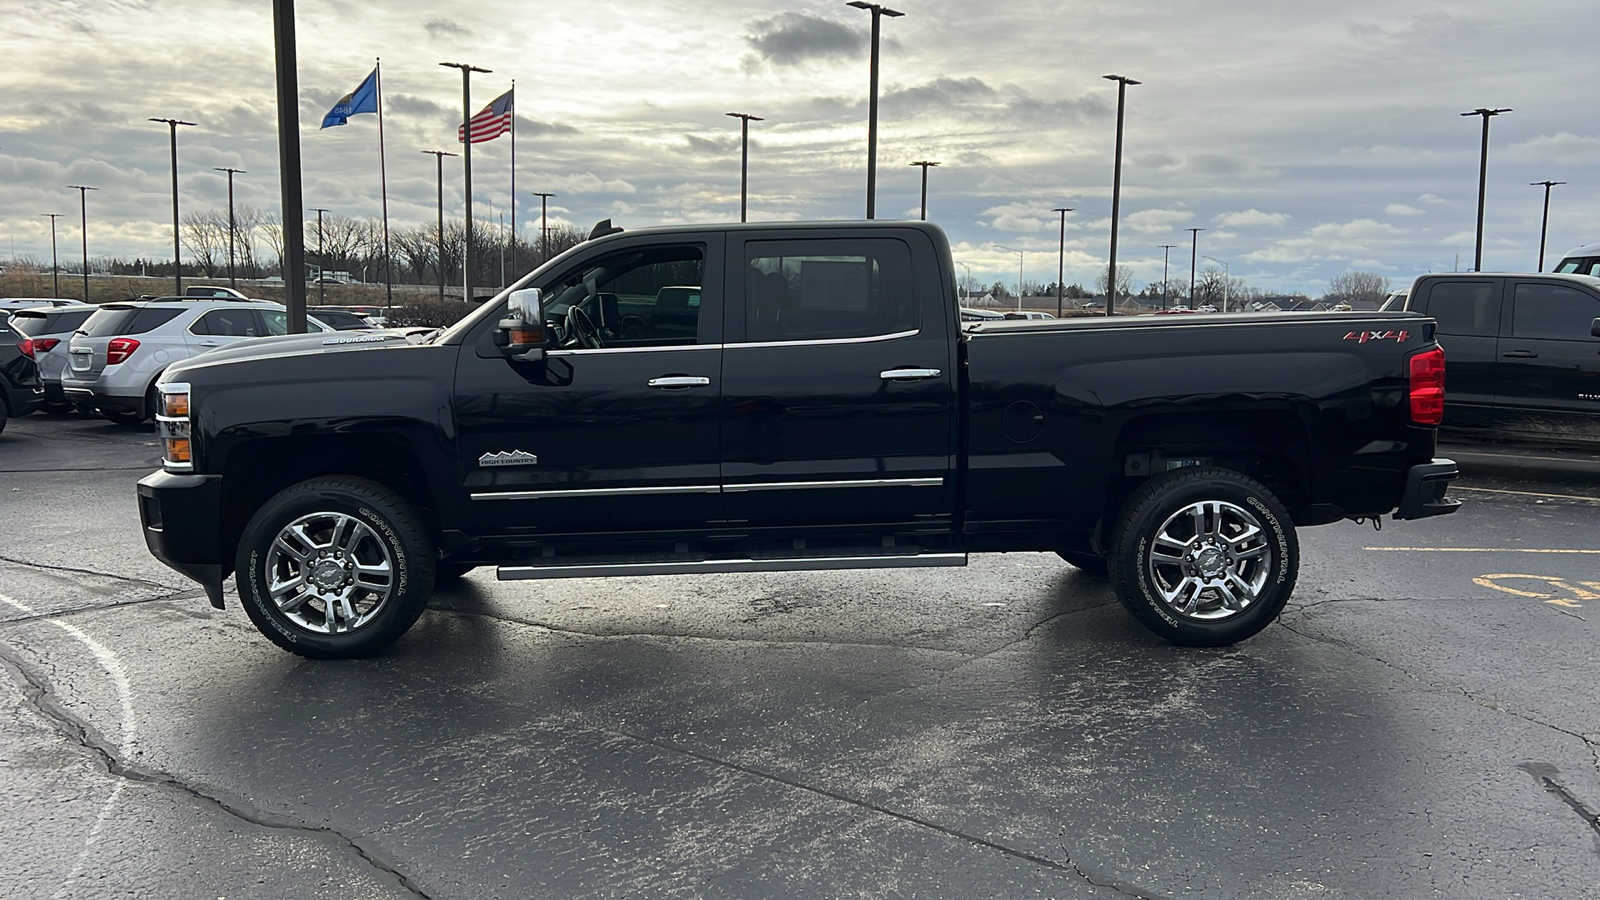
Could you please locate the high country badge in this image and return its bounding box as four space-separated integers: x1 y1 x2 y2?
479 450 538 467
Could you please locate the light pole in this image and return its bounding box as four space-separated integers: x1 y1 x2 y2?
272 0 308 332
310 208 329 306
421 150 457 302
1203 256 1230 311
68 185 97 302
1102 74 1140 317
41 214 62 298
910 161 940 220
212 167 245 287
1052 207 1074 316
996 245 1023 310
1158 244 1177 309
1461 107 1511 272
441 61 492 302
846 1 903 219
149 117 197 294
1187 227 1205 305
725 113 763 223
530 191 555 261
1531 180 1565 272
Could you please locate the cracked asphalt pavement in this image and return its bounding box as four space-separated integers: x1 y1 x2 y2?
2 414 1598 899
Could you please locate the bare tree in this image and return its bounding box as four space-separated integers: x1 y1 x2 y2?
180 210 227 276
1326 271 1390 305
1094 264 1135 300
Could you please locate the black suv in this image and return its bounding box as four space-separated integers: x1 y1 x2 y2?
1398 272 1600 443
1 318 45 432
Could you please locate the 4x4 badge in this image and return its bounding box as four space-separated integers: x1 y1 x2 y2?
1343 330 1410 343
479 450 538 467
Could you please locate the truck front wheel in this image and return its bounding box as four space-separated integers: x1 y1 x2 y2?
235 476 436 659
1108 467 1298 646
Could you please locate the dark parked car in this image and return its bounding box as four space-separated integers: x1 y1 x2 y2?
1394 272 1600 443
9 305 98 413
1 319 45 432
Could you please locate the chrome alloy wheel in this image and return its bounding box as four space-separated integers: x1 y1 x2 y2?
1145 500 1273 621
265 511 395 634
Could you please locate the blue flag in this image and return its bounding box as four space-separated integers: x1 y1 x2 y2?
321 67 379 129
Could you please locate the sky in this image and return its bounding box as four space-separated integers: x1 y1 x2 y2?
1 0 1596 296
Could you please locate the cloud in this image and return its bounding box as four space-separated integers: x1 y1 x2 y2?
424 18 467 39
1417 194 1446 205
882 77 997 112
1385 203 1424 216
1213 209 1288 228
1127 208 1194 233
741 12 864 69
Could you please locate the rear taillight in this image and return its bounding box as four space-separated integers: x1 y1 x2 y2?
105 337 141 365
34 338 60 353
1408 346 1445 425
18 339 35 358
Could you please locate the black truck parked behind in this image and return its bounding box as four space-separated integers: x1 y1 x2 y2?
137 222 1459 658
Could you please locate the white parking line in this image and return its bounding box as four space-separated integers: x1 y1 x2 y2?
1364 547 1600 554
0 593 137 896
1453 485 1600 503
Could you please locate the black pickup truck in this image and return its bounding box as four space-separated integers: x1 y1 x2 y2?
136 221 1458 658
1385 271 1600 443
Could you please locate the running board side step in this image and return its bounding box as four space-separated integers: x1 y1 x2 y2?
497 553 968 581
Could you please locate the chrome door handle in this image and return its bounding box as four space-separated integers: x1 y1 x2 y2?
198 341 220 348
647 376 711 389
880 367 942 381
1500 349 1537 359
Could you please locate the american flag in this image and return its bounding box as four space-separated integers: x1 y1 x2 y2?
458 88 513 144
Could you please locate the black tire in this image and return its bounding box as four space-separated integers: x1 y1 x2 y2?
1055 550 1109 576
104 407 146 425
40 400 74 416
1108 467 1298 646
235 476 436 659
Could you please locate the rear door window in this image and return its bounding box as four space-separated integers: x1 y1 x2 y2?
192 308 262 337
742 238 916 343
1421 281 1500 336
1511 283 1600 341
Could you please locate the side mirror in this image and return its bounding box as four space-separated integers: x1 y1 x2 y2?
1592 317 1600 339
498 288 547 363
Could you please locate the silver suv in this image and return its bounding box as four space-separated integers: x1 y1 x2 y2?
63 299 331 424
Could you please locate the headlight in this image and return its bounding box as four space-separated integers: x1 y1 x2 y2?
156 382 193 470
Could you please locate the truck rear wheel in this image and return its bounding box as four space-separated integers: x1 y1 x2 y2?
1108 467 1298 646
235 476 436 659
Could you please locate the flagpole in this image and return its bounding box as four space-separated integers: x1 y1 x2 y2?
375 58 393 309
509 80 516 281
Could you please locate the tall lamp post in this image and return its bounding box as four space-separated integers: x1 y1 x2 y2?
1461 107 1511 272
910 161 940 221
1052 207 1074 316
41 213 63 298
996 245 1023 310
1158 244 1177 309
1102 74 1140 317
212 167 246 287
1531 180 1565 272
1186 227 1205 304
421 150 457 302
310 207 329 306
272 0 308 332
530 191 555 261
441 61 492 302
68 185 97 302
846 1 903 220
149 117 197 294
1203 256 1230 311
725 113 763 223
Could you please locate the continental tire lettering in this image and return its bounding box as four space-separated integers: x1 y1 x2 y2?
248 548 297 642
358 506 409 590
1246 495 1292 585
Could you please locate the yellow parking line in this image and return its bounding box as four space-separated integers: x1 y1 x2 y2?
1365 547 1600 553
1452 486 1600 503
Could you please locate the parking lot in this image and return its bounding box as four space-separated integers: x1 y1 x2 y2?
1 413 1598 899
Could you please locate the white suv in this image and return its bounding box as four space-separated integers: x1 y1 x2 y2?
62 299 331 424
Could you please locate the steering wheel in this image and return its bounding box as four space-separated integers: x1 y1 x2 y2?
567 305 603 349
